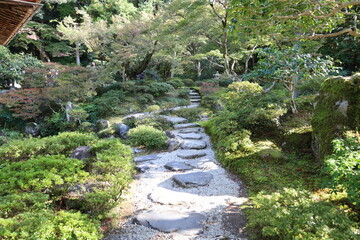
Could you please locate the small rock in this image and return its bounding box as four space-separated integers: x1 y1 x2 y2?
173 172 213 187
178 133 202 140
167 138 182 152
181 140 207 149
70 146 92 160
173 123 201 129
134 154 160 162
177 151 206 159
165 131 176 138
132 147 144 154
118 123 131 139
96 119 110 131
133 210 206 235
164 161 193 171
336 100 348 117
135 162 155 173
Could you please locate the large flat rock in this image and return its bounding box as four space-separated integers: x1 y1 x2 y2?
177 150 206 159
134 154 160 162
164 161 193 171
178 133 202 140
173 172 213 187
148 188 194 205
160 115 188 124
173 123 200 129
181 140 207 149
134 210 206 235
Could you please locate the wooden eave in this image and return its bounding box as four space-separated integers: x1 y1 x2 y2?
0 0 42 46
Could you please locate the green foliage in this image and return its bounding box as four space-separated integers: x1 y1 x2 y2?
0 155 88 195
0 46 43 88
312 74 360 159
0 132 97 163
128 125 168 150
166 78 185 89
247 188 359 240
146 82 175 97
172 107 205 122
145 104 160 112
0 130 22 146
324 132 360 206
0 210 102 240
134 116 172 131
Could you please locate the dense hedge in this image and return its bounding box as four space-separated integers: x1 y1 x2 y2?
0 132 134 239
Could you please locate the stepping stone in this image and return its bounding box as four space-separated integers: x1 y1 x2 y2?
148 188 194 205
173 172 213 187
134 154 160 162
160 115 188 124
189 92 200 96
173 123 200 129
190 96 201 99
134 210 206 235
179 128 202 133
181 140 207 149
178 133 202 140
165 161 193 171
187 160 218 170
190 99 201 102
177 150 206 159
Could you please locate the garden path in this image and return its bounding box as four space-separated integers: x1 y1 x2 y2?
106 90 248 240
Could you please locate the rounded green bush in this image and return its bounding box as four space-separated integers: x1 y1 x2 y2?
128 125 168 150
145 104 160 112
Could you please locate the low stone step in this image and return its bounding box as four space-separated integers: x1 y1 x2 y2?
191 99 201 102
181 140 207 150
173 172 213 187
179 128 202 134
134 210 206 235
177 150 206 159
134 154 160 162
164 161 193 171
173 123 200 129
189 92 200 96
178 133 202 140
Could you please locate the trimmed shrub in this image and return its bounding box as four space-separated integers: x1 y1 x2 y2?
167 78 185 89
145 104 160 112
0 210 102 240
146 82 175 97
247 188 359 240
0 155 88 195
128 125 168 150
173 107 204 122
134 116 172 131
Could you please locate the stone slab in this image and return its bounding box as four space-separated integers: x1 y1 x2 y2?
179 128 202 134
177 151 206 159
178 133 202 140
173 123 200 129
148 188 194 205
134 210 206 235
164 161 193 171
160 115 188 124
134 154 160 162
181 140 207 150
173 172 213 187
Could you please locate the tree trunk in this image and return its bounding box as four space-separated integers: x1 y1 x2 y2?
75 42 81 66
196 60 202 78
290 83 298 114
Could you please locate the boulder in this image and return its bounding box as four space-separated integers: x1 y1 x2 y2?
165 131 176 138
24 122 40 137
70 146 92 160
96 120 110 131
167 138 182 152
118 123 131 139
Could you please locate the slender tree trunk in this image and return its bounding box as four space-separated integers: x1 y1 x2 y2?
290 83 298 114
75 42 81 66
196 60 202 78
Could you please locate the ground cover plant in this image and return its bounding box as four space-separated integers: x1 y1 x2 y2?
0 132 134 239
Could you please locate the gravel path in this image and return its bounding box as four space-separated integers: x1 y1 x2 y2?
106 90 248 240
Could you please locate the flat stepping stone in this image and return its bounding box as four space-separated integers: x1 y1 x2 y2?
134 210 206 235
181 140 207 149
179 128 202 133
173 172 213 187
190 99 201 102
178 133 202 140
173 123 200 129
177 150 206 159
148 188 194 205
187 160 218 170
189 92 200 96
160 115 188 124
164 161 193 171
134 154 160 162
